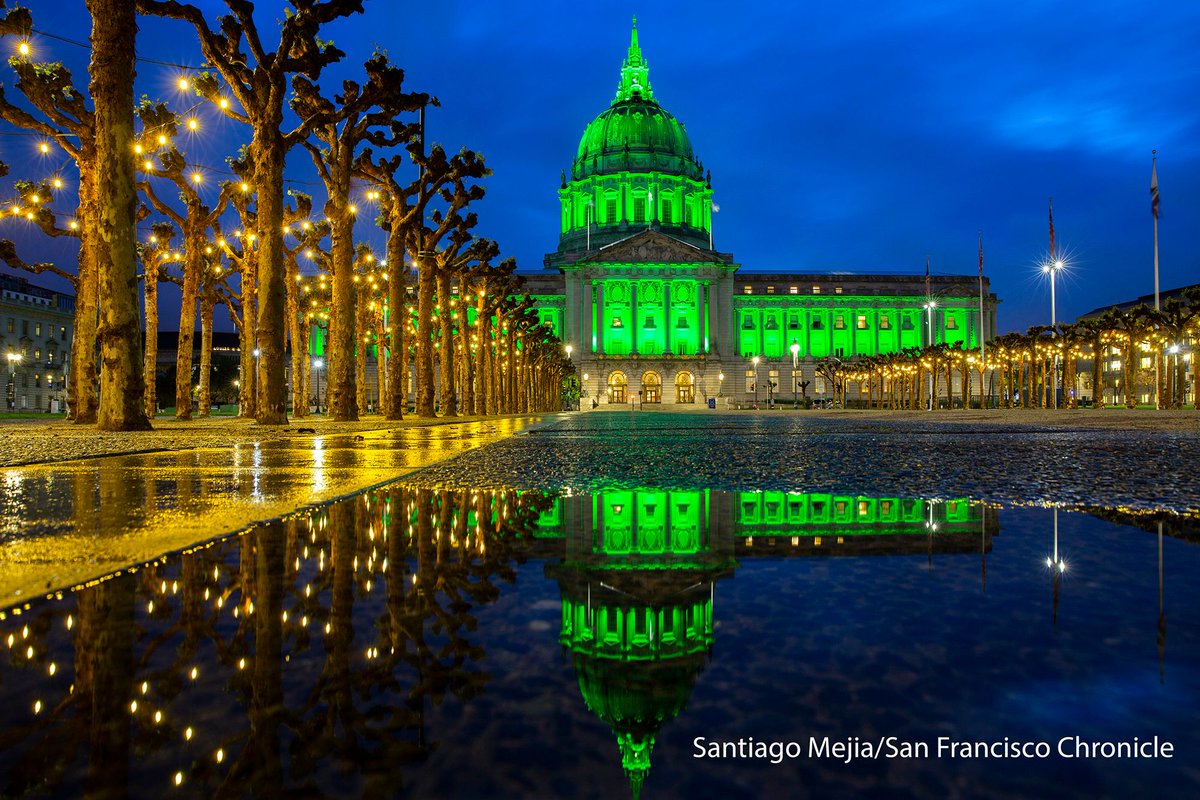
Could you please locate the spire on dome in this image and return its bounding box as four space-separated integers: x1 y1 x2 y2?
614 17 655 103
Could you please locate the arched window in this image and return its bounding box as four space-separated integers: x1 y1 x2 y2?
608 370 628 404
642 370 662 403
675 371 695 404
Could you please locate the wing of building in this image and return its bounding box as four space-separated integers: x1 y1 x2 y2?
524 19 998 406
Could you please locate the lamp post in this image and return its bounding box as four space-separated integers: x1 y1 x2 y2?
1042 259 1063 409
718 371 724 398
5 352 21 410
751 355 760 407
312 358 324 414
1168 343 1180 408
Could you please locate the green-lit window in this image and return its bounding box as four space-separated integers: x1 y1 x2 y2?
879 316 891 330
633 198 646 223
946 316 958 329
857 315 868 330
661 201 673 224
606 197 617 223
788 313 800 329
834 315 845 330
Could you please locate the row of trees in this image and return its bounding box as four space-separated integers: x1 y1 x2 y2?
815 287 1200 411
0 1 570 430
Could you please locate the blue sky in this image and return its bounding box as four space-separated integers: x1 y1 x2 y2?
4 0 1198 334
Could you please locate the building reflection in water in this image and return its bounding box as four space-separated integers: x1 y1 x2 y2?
538 490 996 799
0 486 1001 798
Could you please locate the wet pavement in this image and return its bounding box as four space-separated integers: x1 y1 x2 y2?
411 413 1200 515
0 416 548 605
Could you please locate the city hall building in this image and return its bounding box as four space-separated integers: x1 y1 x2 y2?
521 22 998 405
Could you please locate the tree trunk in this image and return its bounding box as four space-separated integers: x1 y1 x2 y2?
237 256 258 418
142 263 158 418
71 153 100 424
415 260 436 417
458 279 475 415
355 281 368 415
437 271 457 417
385 234 406 420
253 121 288 425
197 293 214 416
174 225 204 420
89 0 150 431
327 213 357 422
287 252 307 417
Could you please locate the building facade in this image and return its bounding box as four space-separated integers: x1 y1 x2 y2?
0 273 73 412
526 21 997 406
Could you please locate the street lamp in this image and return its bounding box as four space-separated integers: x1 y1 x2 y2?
565 344 572 359
751 355 760 407
312 358 324 414
924 301 937 410
1042 259 1063 408
6 352 22 410
718 371 724 398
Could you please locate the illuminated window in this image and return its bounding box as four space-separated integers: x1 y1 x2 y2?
742 315 755 329
34 348 41 361
743 285 753 295
606 197 617 222
835 287 843 295
787 313 800 329
611 317 623 328
879 316 891 330
633 197 646 224
946 316 958 329
35 322 41 337
859 501 869 516
767 285 775 294
745 369 755 394
856 315 868 330
661 201 673 225
789 286 798 294
812 285 821 295
834 315 845 329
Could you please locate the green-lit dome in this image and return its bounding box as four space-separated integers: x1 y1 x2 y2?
571 20 703 181
573 100 703 181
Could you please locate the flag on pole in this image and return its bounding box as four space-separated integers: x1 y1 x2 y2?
1151 157 1160 219
925 255 930 296
978 232 984 277
1048 198 1056 259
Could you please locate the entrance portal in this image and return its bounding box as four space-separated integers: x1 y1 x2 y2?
642 371 662 404
675 371 695 404
608 370 628 404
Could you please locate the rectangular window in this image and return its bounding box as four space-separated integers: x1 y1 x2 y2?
606 198 617 223
633 198 646 224
946 316 958 330
745 369 755 394
34 349 41 361
743 285 753 295
879 316 891 330
22 320 29 335
834 346 845 357
789 286 798 295
812 285 821 295
835 287 844 295
856 315 868 330
47 351 54 364
834 315 845 330
766 285 775 295
60 325 67 341
787 313 800 329
5 318 12 333
660 201 672 225
35 322 41 337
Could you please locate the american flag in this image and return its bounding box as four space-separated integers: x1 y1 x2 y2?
1048 199 1055 258
1151 158 1160 220
978 233 983 277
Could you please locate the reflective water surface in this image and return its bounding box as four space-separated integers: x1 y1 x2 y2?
1 485 1197 798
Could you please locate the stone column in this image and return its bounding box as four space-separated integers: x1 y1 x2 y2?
596 281 605 355
630 279 638 356
664 281 672 355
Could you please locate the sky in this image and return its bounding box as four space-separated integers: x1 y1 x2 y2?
2 0 1198 335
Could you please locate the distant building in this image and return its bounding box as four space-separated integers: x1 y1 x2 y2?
0 273 74 412
524 21 998 406
1077 283 1197 407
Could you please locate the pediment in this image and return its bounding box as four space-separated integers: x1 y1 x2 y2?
579 230 717 265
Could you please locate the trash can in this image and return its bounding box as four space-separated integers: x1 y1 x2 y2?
707 398 716 409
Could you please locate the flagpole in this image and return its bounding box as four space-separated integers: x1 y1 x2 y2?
1152 151 1160 311
979 230 987 408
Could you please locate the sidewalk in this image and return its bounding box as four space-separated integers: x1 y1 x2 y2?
0 413 554 607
